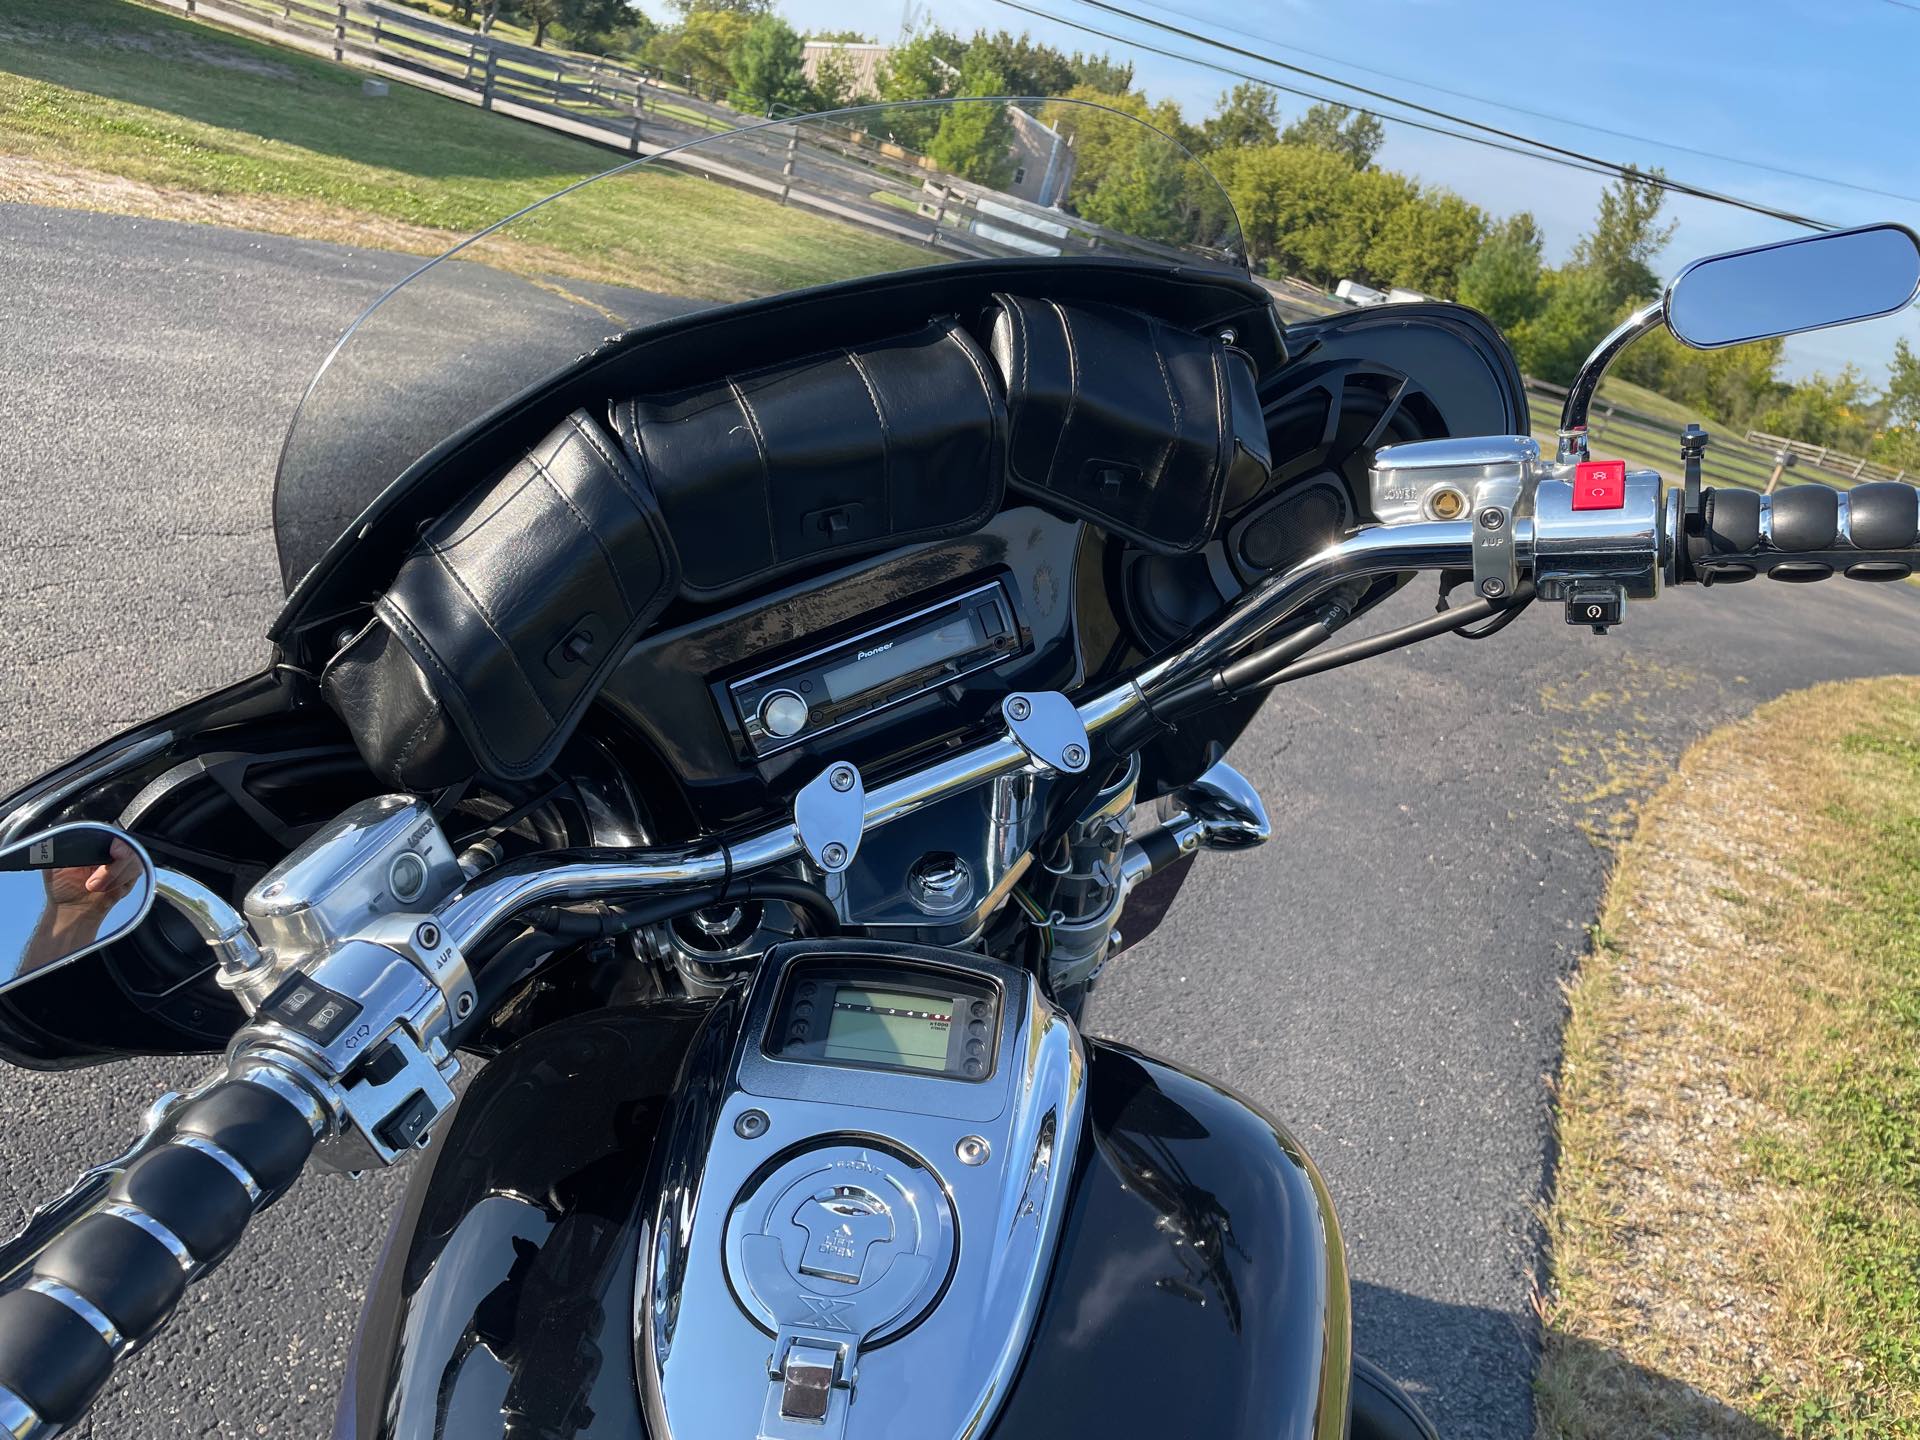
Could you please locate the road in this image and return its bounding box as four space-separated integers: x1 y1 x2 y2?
1 203 1915 1439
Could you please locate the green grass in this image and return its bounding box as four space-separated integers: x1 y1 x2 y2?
0 0 929 300
1540 677 1920 1437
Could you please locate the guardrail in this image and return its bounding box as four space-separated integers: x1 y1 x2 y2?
143 0 1229 271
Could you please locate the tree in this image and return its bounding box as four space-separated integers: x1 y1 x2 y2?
731 14 810 113
927 49 1014 183
1570 167 1675 311
1281 102 1384 168
1367 189 1485 296
1885 338 1920 429
1070 52 1133 93
806 29 872 42
967 30 1076 99
645 9 752 93
1755 366 1876 450
1456 212 1545 330
664 0 769 13
519 0 561 47
876 25 967 147
1212 142 1361 285
808 46 861 108
1200 82 1277 153
1510 266 1621 384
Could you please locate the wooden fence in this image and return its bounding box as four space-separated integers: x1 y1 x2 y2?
143 0 1228 270
1745 429 1909 485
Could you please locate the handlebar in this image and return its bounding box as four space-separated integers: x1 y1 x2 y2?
1688 482 1920 583
0 1074 323 1436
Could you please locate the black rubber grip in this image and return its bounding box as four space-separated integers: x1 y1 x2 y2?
34 1213 184 1345
0 1076 317 1429
173 1079 316 1190
1693 483 1920 584
107 1143 253 1265
1769 483 1839 550
1848 482 1920 550
0 1287 113 1425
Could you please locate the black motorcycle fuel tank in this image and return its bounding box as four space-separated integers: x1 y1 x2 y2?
335 1002 1351 1440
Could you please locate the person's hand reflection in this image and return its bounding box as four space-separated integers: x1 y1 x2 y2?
22 839 140 976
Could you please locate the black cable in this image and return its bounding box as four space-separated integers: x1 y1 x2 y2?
1255 584 1536 686
994 0 1838 229
1106 1 1920 207
1452 591 1534 639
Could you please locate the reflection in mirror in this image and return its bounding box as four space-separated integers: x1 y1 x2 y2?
1666 224 1920 349
0 824 154 995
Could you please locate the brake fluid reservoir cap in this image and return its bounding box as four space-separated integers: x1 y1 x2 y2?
723 1142 955 1345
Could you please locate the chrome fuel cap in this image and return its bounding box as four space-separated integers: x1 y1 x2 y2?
722 1142 955 1347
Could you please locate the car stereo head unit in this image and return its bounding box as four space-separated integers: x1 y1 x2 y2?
723 579 1023 758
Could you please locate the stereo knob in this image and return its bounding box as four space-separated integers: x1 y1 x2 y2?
759 690 810 739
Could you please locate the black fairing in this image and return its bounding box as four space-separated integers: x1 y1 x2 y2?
336 1009 1350 1440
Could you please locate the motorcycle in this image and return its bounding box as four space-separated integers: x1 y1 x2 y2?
0 98 1912 1440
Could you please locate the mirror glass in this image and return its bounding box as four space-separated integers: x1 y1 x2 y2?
0 824 154 995
1666 224 1920 349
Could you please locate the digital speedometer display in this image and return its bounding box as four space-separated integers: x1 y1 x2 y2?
767 959 1001 1081
822 987 952 1070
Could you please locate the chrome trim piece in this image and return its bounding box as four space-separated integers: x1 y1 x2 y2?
229 1063 330 1141
793 764 865 874
0 1382 50 1440
166 1134 265 1204
153 868 262 985
99 1204 195 1275
25 1277 123 1352
1559 298 1665 459
643 949 1085 1440
1002 691 1090 773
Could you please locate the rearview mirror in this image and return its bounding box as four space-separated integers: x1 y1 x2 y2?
0 824 154 995
1665 223 1920 349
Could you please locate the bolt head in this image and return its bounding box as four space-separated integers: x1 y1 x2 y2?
820 842 848 868
454 992 474 1019
415 922 441 951
829 765 855 792
956 1135 990 1165
1477 507 1507 530
1062 744 1087 768
1479 577 1508 598
1007 696 1032 721
734 1109 770 1139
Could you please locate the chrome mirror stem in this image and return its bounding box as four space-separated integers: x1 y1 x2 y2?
1557 298 1665 462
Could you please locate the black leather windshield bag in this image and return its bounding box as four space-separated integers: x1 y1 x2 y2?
985 295 1271 553
611 318 1005 601
322 411 678 790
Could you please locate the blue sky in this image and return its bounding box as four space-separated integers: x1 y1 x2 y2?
770 0 1920 382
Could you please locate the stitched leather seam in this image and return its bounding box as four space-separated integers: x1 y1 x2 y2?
418 542 560 727
429 466 545 556
566 411 654 519
934 322 1006 529
379 598 530 775
726 377 780 562
1042 299 1079 490
317 614 381 684
391 687 443 784
1145 314 1181 491
530 450 638 616
843 346 893 531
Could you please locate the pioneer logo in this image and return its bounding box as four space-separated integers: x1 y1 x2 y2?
855 641 895 661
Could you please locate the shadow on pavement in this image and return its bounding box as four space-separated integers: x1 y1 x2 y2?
1354 1281 1781 1440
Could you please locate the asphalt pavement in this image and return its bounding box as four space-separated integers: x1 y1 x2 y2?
1 203 1916 1439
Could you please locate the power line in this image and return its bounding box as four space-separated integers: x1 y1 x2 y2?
994 0 1624 182
1045 0 1837 228
1111 0 1920 207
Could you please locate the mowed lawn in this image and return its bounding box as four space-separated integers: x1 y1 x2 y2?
0 0 929 299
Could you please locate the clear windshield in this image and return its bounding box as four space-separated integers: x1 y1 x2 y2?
272 97 1245 593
